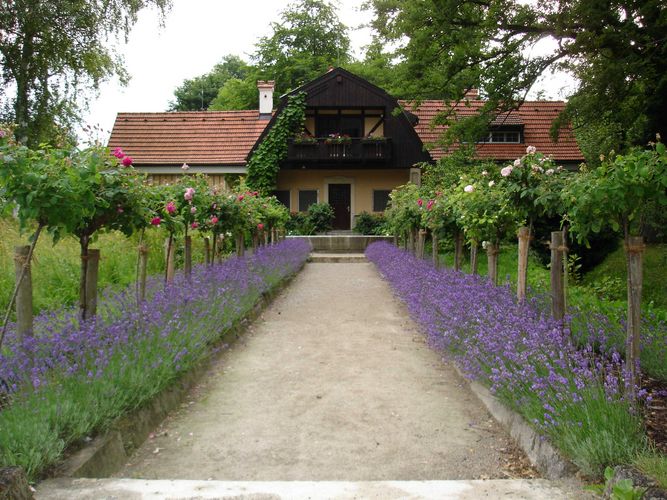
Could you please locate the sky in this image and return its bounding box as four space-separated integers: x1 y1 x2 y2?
81 0 577 145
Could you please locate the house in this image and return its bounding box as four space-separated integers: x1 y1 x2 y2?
109 68 583 231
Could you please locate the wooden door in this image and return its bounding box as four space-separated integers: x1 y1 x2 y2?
329 184 351 230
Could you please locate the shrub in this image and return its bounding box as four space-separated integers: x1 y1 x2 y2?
306 202 334 234
285 212 313 235
354 212 386 235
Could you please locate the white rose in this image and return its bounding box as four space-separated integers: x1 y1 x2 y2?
488 180 495 187
513 158 521 167
526 145 537 154
464 184 475 193
501 166 513 177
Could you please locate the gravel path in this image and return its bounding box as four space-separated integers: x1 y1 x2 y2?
116 262 534 481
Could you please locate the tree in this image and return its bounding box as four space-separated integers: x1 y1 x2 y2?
253 0 352 95
168 55 253 111
0 0 171 147
367 0 667 151
208 78 258 111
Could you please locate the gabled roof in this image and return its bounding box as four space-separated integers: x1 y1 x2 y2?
108 111 269 165
404 100 583 162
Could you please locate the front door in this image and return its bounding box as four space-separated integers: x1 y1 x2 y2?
329 184 351 230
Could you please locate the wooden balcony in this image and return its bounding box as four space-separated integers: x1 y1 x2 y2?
286 138 392 164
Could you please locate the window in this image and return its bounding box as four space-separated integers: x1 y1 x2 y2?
298 190 318 212
478 128 522 143
373 190 391 212
273 190 290 210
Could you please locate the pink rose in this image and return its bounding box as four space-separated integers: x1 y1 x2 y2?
526 145 536 155
190 206 197 214
238 195 244 202
117 206 124 213
257 223 264 231
426 200 435 211
417 198 423 207
501 166 513 177
150 217 161 226
166 201 176 214
184 187 195 201
191 222 199 229
122 156 133 167
210 216 219 224
112 147 124 159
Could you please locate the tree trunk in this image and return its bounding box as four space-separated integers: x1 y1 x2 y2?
14 246 33 341
454 231 464 271
138 244 148 303
486 242 499 285
550 231 565 321
470 240 479 275
184 235 192 277
432 233 439 268
625 235 644 397
517 226 531 302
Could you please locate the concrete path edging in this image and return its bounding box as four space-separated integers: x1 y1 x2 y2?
453 365 578 480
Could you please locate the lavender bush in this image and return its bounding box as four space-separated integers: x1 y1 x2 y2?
366 241 646 475
0 239 310 479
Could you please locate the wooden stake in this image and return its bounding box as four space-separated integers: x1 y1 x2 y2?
517 226 530 302
165 236 175 283
432 233 439 268
14 246 33 340
486 242 499 285
236 233 245 257
184 235 192 276
84 249 100 320
454 231 463 271
407 228 415 254
138 244 148 303
470 240 479 275
625 235 644 397
417 229 426 259
550 231 565 321
204 237 211 265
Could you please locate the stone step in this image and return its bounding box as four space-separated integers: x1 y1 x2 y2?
309 253 367 263
36 478 581 499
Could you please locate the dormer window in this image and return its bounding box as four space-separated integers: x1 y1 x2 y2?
478 126 523 144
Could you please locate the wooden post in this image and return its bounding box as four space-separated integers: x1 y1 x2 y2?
470 240 479 275
14 246 33 340
204 237 211 265
392 234 398 247
486 242 499 285
417 229 426 259
407 228 415 254
165 236 175 282
454 231 464 271
550 231 565 321
236 233 245 257
184 235 192 276
271 227 277 245
84 249 100 320
625 235 644 396
138 244 148 302
517 226 530 302
432 233 439 268
263 230 269 246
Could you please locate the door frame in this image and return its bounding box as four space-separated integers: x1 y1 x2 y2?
325 176 355 230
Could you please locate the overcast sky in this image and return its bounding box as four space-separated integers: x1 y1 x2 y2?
81 0 576 145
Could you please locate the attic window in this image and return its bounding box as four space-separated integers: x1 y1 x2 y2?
478 127 523 144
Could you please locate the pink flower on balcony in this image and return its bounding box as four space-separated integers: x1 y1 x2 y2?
150 217 161 226
184 187 195 201
112 147 124 159
257 223 264 231
166 201 176 214
121 156 133 167
211 216 219 224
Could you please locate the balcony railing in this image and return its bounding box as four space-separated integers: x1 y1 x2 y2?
286 138 392 163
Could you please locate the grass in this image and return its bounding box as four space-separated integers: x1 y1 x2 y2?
0 217 215 316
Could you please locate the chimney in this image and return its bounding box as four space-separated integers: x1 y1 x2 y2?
257 80 275 119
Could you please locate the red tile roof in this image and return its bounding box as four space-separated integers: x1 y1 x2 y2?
402 99 584 162
108 100 582 166
108 111 270 165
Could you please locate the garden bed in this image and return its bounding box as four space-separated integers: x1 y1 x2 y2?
0 239 310 482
